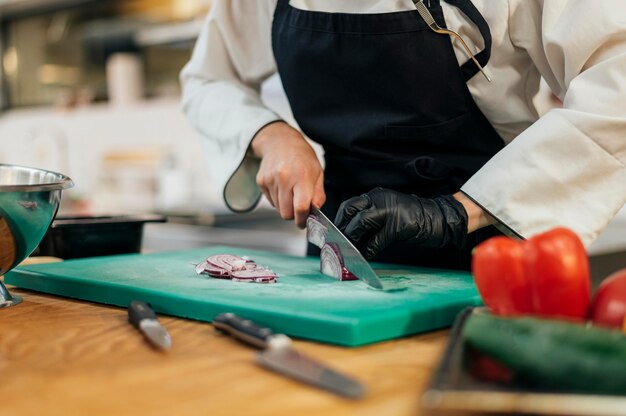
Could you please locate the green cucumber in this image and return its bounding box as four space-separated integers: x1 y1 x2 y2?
464 312 626 394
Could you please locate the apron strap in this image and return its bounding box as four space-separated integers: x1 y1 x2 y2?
276 0 492 81
443 0 492 81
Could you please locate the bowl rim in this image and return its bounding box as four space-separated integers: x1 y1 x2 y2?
0 163 74 192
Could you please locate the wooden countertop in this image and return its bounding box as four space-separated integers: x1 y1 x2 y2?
0 286 451 416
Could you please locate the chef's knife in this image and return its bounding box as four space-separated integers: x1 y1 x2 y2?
311 206 385 290
128 300 172 351
213 312 365 399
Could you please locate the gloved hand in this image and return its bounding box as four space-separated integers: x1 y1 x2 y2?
335 188 468 260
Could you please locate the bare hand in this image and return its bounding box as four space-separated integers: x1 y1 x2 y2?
251 122 325 228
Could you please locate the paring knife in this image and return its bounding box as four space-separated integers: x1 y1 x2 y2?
128 300 172 351
311 206 385 290
213 312 365 399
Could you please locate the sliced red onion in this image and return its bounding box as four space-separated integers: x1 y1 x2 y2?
207 254 247 271
320 243 358 281
195 260 209 275
254 276 277 283
231 269 277 279
306 215 328 249
341 267 357 281
231 277 256 283
196 254 278 284
232 277 277 284
195 260 231 277
206 265 231 277
206 269 232 279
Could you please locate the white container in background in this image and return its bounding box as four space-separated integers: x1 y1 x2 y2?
106 53 144 107
156 154 191 213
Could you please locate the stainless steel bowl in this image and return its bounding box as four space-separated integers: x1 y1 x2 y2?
0 164 73 306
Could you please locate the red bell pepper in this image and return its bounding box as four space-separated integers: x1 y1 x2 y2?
472 227 591 320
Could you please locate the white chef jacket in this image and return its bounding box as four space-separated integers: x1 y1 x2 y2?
180 0 626 247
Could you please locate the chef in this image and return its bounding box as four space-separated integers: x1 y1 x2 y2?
181 0 626 269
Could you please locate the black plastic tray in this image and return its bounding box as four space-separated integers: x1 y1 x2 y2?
36 215 166 259
421 307 626 416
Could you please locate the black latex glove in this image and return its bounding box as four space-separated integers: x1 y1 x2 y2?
335 188 468 260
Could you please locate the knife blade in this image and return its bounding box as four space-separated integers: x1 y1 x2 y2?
128 300 172 351
310 206 385 290
213 312 365 399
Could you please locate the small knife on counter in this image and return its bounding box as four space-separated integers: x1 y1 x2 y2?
214 312 365 399
128 300 172 351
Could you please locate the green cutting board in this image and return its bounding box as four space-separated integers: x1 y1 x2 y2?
6 246 482 346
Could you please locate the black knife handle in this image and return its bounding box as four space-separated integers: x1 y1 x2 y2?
128 300 157 328
214 313 276 349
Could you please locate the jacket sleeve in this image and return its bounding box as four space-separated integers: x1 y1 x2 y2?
180 0 280 212
461 0 626 246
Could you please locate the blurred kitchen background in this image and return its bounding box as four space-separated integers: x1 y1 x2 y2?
0 0 308 257
0 0 623 278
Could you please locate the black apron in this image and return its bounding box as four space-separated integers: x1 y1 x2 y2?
272 0 504 270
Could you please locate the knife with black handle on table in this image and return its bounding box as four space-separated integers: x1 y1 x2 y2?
128 300 172 351
213 312 365 399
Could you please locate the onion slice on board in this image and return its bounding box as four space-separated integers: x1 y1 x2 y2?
195 254 278 284
232 276 277 284
195 260 210 275
231 269 277 280
320 243 358 281
207 254 247 271
195 260 231 277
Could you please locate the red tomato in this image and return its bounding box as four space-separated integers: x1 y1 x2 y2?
472 227 590 320
589 269 626 329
